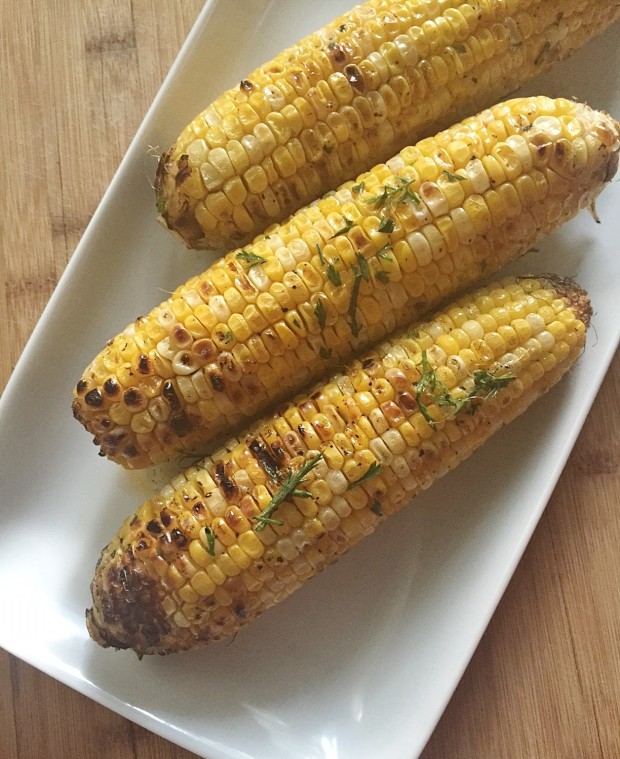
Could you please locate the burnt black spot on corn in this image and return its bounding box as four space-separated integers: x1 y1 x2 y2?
74 97 620 469
86 275 592 655
84 389 103 407
154 0 620 250
248 438 282 481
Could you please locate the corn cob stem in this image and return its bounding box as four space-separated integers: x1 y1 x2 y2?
87 274 591 655
155 0 620 249
74 97 618 469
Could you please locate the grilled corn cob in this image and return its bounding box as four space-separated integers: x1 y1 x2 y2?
74 96 619 469
87 274 591 654
155 0 620 249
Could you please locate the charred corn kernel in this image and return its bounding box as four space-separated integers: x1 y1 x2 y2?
75 99 618 469
156 2 620 249
88 275 591 653
211 518 236 547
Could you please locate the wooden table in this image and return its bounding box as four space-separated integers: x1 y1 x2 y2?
1 2 618 757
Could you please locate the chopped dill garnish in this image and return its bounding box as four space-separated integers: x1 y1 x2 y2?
367 175 420 210
314 299 327 329
326 262 342 287
466 370 517 403
253 453 323 530
442 170 467 182
375 270 390 284
347 267 363 336
203 526 216 558
223 330 233 344
356 252 370 281
330 217 355 238
378 217 395 233
415 350 517 429
347 461 383 490
352 180 365 194
236 250 267 268
415 350 446 428
316 243 326 265
376 245 393 260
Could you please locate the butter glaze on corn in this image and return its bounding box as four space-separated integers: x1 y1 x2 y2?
86 275 591 655
74 97 619 469
155 0 620 249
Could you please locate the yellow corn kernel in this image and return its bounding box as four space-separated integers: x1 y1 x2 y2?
212 518 236 547
238 530 265 559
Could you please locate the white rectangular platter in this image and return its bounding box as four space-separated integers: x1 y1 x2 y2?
0 3 619 758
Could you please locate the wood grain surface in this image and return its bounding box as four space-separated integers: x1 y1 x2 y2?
1 2 618 758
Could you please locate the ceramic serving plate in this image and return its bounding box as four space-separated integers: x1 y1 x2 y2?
0 3 618 758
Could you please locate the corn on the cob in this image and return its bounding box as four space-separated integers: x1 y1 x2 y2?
155 0 620 249
86 274 591 655
74 97 619 469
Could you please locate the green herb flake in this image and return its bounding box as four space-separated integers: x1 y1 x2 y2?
352 180 365 194
367 176 420 211
415 350 449 430
376 270 390 284
319 346 332 360
347 267 363 337
442 170 467 182
377 245 393 260
378 217 395 234
292 317 302 330
356 252 370 281
326 263 342 287
236 250 267 268
347 461 383 490
468 370 516 402
316 243 326 265
330 217 355 238
203 527 216 558
223 330 233 344
253 453 324 531
314 299 327 329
